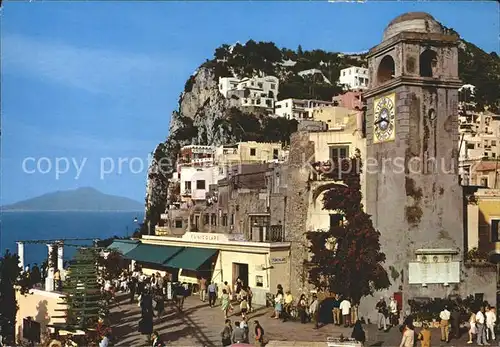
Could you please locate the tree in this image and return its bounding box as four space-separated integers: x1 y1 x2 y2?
0 250 30 344
57 247 106 330
306 151 390 304
98 250 125 280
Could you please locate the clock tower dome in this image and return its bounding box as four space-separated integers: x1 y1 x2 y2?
361 12 493 318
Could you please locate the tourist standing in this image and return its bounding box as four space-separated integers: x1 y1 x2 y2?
221 289 233 319
207 281 217 308
417 322 431 347
332 294 341 326
274 289 284 319
376 297 388 331
199 277 207 302
220 319 232 347
351 320 366 346
298 294 308 324
476 306 487 345
439 305 451 342
309 294 319 329
241 315 249 343
253 320 265 347
231 321 246 344
340 297 352 328
467 308 476 344
283 290 294 322
451 305 461 340
486 306 496 341
389 297 399 327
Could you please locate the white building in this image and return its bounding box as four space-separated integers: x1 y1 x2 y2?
339 66 370 90
458 106 500 185
274 98 334 120
218 76 279 109
298 68 331 84
180 166 219 202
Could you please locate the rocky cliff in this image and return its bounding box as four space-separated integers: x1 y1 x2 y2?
141 38 500 233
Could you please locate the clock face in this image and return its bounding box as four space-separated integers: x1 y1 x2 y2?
373 94 396 143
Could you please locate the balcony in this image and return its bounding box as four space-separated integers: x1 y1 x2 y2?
182 189 192 196
248 222 285 242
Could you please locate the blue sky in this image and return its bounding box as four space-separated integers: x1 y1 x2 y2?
1 1 498 204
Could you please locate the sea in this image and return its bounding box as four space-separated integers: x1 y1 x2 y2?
0 211 144 265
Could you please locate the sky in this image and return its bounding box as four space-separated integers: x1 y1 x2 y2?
1 1 499 204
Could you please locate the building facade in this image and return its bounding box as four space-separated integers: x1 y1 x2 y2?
137 233 291 306
218 76 279 109
274 98 334 120
339 66 370 90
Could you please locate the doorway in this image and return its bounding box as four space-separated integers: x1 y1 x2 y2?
233 263 249 287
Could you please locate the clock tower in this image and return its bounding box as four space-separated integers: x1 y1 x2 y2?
362 12 492 318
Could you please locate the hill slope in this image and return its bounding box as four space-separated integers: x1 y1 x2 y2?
2 187 143 211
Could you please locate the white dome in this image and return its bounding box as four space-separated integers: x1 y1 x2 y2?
383 12 444 41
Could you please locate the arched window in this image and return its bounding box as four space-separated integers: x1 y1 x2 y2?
420 49 438 77
377 55 395 84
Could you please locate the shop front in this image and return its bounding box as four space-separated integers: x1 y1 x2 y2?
138 232 291 305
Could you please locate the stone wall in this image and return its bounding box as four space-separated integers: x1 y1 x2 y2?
286 131 316 295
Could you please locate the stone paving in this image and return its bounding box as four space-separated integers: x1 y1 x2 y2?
109 294 492 347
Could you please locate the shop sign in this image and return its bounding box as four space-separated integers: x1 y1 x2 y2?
270 256 287 264
182 232 230 243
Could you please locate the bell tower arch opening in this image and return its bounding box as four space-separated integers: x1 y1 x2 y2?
420 49 438 77
377 55 395 84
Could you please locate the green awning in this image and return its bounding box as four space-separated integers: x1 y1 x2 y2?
124 243 184 266
165 247 218 270
107 239 139 255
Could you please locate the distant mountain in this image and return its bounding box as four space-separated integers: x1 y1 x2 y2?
2 187 144 211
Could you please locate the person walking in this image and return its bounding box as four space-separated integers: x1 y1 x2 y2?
376 297 388 331
246 286 254 312
351 320 366 346
399 322 415 347
439 305 451 343
417 322 431 347
476 306 488 346
253 320 265 347
199 277 207 302
467 308 477 344
274 289 284 319
332 294 341 326
221 289 233 319
220 319 232 347
340 297 352 328
485 306 496 341
207 281 217 308
451 305 461 340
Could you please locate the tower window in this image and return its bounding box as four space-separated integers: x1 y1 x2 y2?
420 49 438 78
377 55 395 84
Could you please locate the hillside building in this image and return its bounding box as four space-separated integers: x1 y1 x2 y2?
458 107 500 187
218 76 279 109
332 90 365 110
274 98 334 120
339 66 370 90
